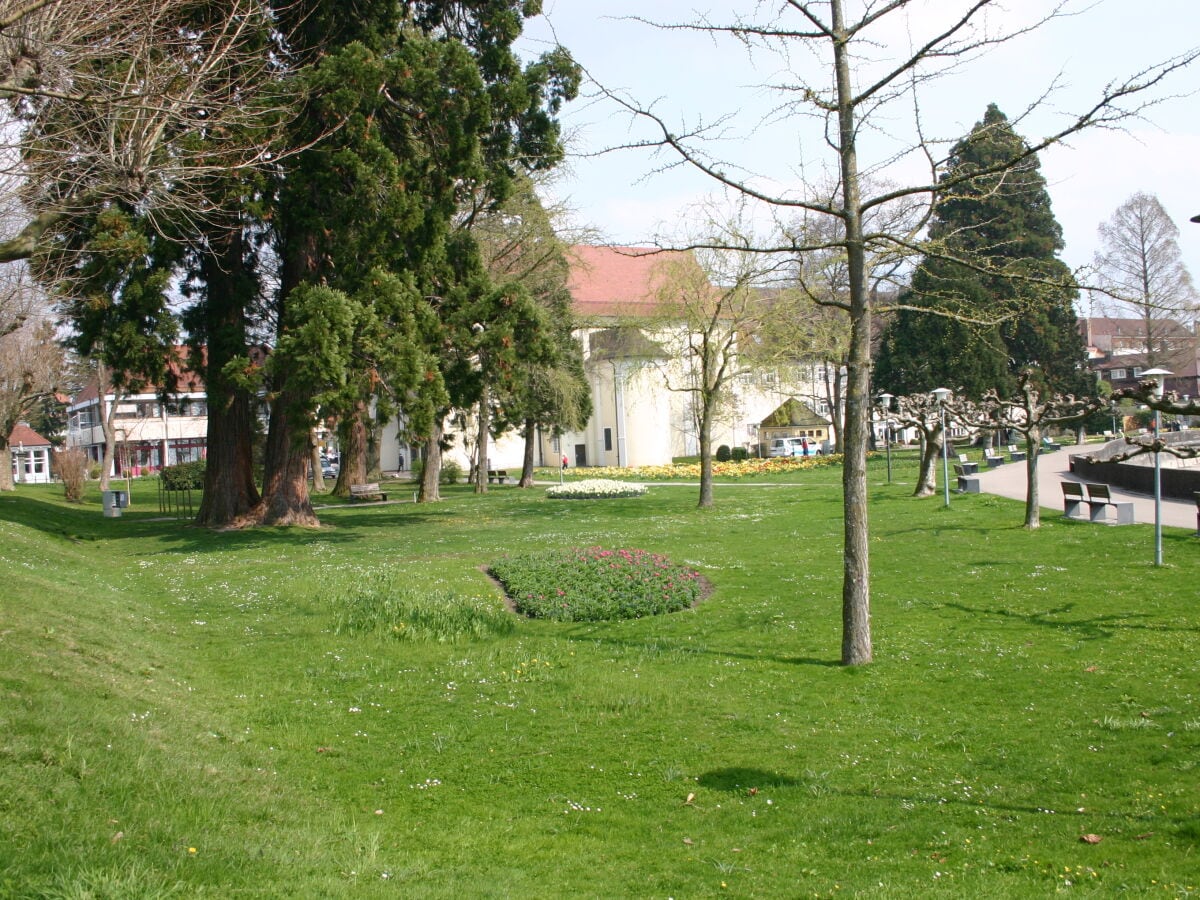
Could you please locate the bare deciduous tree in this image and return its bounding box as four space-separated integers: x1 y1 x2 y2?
0 269 62 489
0 0 290 262
605 1 1197 664
1092 192 1199 370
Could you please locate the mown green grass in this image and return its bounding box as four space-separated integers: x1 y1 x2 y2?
1 456 1198 898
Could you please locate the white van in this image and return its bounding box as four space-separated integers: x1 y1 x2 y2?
768 437 821 457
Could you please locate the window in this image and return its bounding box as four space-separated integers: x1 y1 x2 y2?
1110 368 1126 381
604 428 613 451
1133 367 1144 379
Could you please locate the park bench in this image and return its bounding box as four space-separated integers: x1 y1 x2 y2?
956 454 979 475
487 469 511 484
953 463 981 493
983 447 1005 467
349 482 387 502
1061 481 1086 519
1007 444 1026 463
1079 482 1134 525
1041 436 1061 452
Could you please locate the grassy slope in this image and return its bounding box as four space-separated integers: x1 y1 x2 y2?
1 462 1197 898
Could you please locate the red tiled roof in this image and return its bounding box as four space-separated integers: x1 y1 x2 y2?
8 423 50 447
566 245 697 318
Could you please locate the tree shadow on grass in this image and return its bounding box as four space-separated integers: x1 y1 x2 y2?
934 600 1199 638
697 766 801 792
560 632 843 668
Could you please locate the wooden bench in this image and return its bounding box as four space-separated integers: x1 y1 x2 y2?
1007 444 1026 463
956 454 979 475
349 482 387 502
953 464 981 493
1079 482 1133 525
487 469 511 484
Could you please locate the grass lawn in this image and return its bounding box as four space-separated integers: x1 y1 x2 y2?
1 456 1197 898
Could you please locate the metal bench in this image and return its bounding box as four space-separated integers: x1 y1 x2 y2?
1082 483 1134 525
349 482 387 502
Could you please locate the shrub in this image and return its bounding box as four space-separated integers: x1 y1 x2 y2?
160 460 206 490
489 546 703 621
546 478 647 500
331 571 514 643
54 448 89 503
716 444 732 462
441 459 463 485
730 446 749 461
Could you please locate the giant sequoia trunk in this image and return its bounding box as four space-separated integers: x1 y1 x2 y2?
335 403 369 495
255 384 318 526
418 422 443 502
194 227 261 527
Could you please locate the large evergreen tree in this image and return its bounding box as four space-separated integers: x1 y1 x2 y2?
875 104 1089 399
248 0 578 524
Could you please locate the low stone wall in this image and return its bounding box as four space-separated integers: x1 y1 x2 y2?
1069 430 1200 500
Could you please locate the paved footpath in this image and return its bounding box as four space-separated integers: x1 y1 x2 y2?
973 441 1197 531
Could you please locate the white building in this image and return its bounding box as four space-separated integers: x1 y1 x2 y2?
8 423 53 484
66 357 209 475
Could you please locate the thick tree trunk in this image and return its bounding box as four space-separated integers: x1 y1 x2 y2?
519 418 536 487
254 385 318 526
194 228 262 527
335 404 369 495
914 429 941 498
418 423 442 502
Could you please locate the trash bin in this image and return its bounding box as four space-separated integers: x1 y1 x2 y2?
102 490 123 518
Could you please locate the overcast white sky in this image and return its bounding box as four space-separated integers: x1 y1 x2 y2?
518 0 1200 304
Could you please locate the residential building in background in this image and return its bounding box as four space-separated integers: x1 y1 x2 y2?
8 423 53 484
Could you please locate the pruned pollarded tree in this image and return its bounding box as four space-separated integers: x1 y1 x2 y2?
892 392 959 499
0 0 288 263
605 1 1196 664
1092 192 1199 372
1104 380 1200 462
950 368 1106 528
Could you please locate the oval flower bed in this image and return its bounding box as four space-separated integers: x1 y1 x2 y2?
489 546 703 621
546 478 647 500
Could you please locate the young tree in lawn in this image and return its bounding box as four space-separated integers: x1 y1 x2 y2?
608 2 1192 664
642 232 779 509
1092 192 1199 371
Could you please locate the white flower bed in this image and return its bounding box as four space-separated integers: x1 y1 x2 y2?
546 478 648 500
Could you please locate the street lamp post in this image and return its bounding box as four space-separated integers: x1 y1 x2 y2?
878 393 894 483
932 387 952 507
1142 368 1172 566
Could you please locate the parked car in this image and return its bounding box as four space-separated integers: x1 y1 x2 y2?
768 437 822 457
321 459 339 479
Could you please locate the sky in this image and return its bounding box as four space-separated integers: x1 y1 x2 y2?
516 0 1200 305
